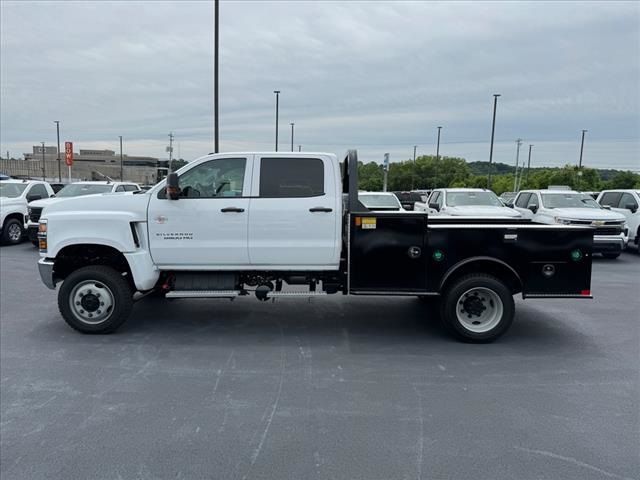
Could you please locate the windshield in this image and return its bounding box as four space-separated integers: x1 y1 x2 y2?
446 191 503 207
0 182 28 198
541 193 601 209
359 194 401 209
56 184 112 197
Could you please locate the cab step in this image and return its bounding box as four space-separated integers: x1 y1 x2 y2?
165 290 241 299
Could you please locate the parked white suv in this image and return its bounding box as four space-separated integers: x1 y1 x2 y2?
26 181 141 245
415 188 522 217
0 179 54 245
597 189 640 250
513 189 627 258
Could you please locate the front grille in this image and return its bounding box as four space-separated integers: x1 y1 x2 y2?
595 226 622 236
29 207 43 223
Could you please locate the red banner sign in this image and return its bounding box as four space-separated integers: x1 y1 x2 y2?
64 142 73 166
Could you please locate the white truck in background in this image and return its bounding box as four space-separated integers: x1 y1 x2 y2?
513 189 628 258
597 189 640 249
0 179 54 245
414 188 522 218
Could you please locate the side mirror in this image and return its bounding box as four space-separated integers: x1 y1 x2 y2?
625 203 638 213
429 202 440 212
27 194 42 202
166 173 180 200
50 194 56 198
527 204 538 214
602 205 611 210
506 202 514 208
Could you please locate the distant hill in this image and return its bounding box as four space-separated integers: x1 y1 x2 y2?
467 161 629 180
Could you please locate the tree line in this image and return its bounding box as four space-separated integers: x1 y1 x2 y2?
358 155 640 194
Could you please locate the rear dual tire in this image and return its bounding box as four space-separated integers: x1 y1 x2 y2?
440 273 515 343
58 266 133 334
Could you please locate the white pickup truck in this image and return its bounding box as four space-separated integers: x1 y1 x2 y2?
0 179 54 244
513 189 627 258
37 151 595 342
414 188 522 218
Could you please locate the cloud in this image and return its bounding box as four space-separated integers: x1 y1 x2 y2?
1 0 638 169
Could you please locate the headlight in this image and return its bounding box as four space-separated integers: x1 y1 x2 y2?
38 219 47 252
554 217 573 225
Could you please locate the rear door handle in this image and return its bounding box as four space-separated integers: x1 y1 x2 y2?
221 207 245 213
309 207 333 212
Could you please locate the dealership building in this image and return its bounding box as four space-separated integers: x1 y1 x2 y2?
1 146 168 185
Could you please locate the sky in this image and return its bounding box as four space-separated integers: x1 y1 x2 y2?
1 1 639 171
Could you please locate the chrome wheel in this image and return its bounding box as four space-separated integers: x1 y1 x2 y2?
7 223 22 242
69 280 114 325
456 287 503 334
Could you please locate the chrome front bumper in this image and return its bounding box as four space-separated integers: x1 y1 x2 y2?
38 258 57 290
593 235 624 253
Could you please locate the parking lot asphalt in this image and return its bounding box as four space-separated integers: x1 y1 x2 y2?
1 242 638 480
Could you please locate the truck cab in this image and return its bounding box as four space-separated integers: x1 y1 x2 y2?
36 151 595 343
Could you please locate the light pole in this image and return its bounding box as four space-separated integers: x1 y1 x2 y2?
436 126 442 161
119 136 124 180
513 138 522 192
412 145 417 190
524 144 533 189
40 142 46 180
578 130 587 191
487 94 501 189
578 129 587 168
214 0 220 153
290 122 295 152
273 90 280 151
54 121 61 182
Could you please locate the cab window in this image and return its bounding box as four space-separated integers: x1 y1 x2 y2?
27 184 48 201
600 192 622 207
515 193 531 208
178 158 246 198
619 193 638 210
259 158 324 197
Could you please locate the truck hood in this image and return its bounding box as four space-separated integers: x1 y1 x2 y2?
29 197 70 209
0 196 26 209
550 208 626 221
42 192 150 221
443 206 522 217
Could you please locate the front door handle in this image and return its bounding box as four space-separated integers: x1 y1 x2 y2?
309 207 333 213
221 207 245 213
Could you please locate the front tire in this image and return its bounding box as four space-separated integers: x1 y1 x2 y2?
58 266 133 334
1 218 24 245
441 273 514 343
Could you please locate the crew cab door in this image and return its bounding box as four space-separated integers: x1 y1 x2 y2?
248 155 340 267
147 156 252 267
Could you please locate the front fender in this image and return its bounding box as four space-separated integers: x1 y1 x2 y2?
45 211 140 257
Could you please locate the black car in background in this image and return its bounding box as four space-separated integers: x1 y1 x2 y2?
392 191 425 210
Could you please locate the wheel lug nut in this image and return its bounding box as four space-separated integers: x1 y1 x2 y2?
96 293 101 298
97 310 101 314
76 301 80 306
88 313 93 318
80 310 84 314
100 302 104 306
